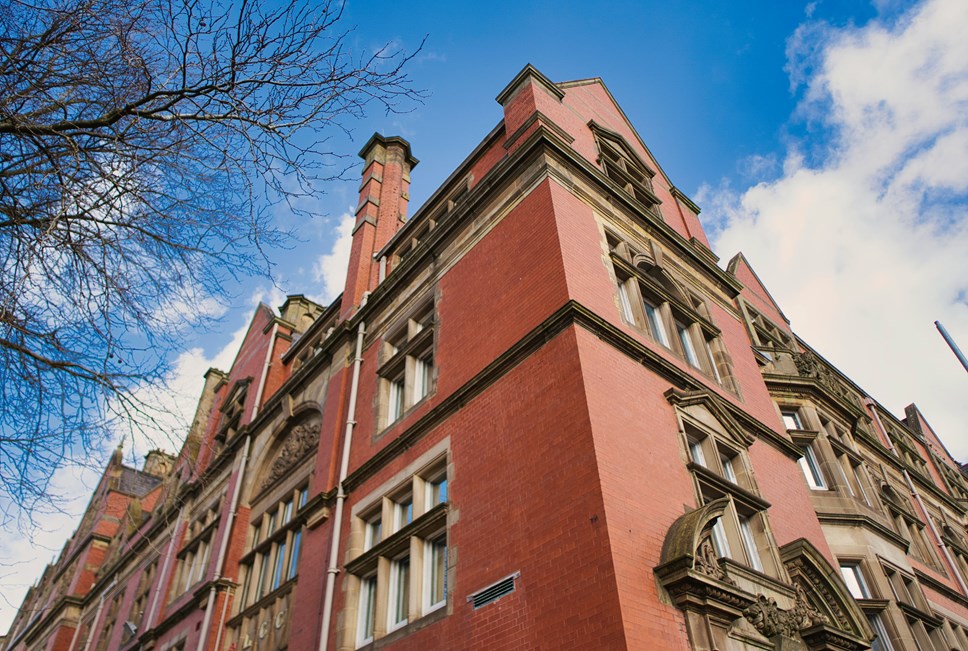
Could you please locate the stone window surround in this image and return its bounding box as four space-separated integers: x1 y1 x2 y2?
606 230 735 392
377 298 436 430
678 411 782 579
343 439 451 649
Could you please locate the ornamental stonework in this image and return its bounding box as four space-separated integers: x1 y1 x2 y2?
261 416 321 491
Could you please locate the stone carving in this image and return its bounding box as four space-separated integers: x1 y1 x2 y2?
744 594 792 638
743 586 829 640
694 537 737 586
261 417 321 490
785 558 851 631
792 583 829 628
793 350 861 409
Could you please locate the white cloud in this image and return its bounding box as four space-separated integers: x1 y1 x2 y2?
704 0 968 460
312 211 355 304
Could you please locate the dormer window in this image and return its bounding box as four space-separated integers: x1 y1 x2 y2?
590 122 660 216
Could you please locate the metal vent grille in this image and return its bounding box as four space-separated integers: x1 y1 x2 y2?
468 572 520 609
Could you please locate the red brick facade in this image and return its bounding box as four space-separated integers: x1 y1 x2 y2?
5 65 968 651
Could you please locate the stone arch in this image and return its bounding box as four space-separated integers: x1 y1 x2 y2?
250 406 322 501
780 538 874 646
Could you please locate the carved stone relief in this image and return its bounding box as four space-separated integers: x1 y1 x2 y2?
261 415 321 491
793 350 861 410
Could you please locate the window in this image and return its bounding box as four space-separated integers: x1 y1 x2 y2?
839 562 871 599
346 455 450 647
593 127 659 213
380 302 435 427
129 559 157 634
781 410 803 431
745 305 793 351
237 484 308 612
684 424 777 576
606 231 733 389
424 534 447 612
388 555 411 631
798 443 827 490
357 575 377 646
868 613 896 651
363 512 382 551
171 501 221 600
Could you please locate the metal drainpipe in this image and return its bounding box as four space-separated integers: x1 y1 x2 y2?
79 578 115 651
866 400 968 595
196 433 252 651
252 322 280 422
319 317 367 651
145 503 187 631
198 321 276 650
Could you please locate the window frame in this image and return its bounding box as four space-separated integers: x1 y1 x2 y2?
606 235 731 388
379 302 436 428
682 422 779 577
345 453 451 647
236 483 310 615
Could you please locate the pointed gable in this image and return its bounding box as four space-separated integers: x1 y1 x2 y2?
727 252 796 343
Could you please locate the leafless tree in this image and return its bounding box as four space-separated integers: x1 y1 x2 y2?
0 0 422 524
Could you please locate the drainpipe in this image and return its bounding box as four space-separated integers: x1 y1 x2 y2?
144 502 188 634
319 317 367 651
866 400 968 595
198 321 276 651
197 433 252 651
79 578 116 651
251 322 280 421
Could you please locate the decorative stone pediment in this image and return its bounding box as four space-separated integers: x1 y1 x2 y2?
665 388 756 448
260 413 321 491
657 509 873 650
780 538 873 646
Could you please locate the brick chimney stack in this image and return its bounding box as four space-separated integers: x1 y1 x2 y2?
340 133 418 318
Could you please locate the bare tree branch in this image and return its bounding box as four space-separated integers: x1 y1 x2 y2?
0 0 424 526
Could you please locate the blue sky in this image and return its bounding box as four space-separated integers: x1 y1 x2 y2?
4 0 968 632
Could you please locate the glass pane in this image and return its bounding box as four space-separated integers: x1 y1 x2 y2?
288 530 301 580
644 301 670 347
358 576 376 644
390 557 410 627
711 518 731 558
868 614 895 651
782 411 802 430
271 541 287 590
429 536 447 607
688 440 706 467
677 323 701 368
433 477 447 504
388 378 404 422
365 516 382 550
618 283 634 322
739 517 763 572
721 455 737 483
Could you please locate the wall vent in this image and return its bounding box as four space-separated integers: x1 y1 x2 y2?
468 571 520 609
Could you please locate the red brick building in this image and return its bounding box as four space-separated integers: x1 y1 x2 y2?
4 65 968 651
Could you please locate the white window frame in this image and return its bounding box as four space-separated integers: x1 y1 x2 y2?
387 555 410 632
356 575 377 647
798 443 827 490
423 534 447 613
839 562 870 599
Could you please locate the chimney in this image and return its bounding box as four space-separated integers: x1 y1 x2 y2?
340 133 418 318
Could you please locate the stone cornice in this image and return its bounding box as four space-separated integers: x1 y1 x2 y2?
914 568 968 608
345 300 805 494
815 511 910 552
